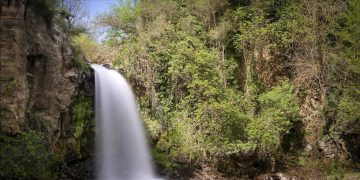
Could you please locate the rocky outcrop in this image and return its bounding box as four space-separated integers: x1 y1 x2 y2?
1 0 76 136
0 0 95 178
299 89 326 155
317 137 348 160
1 0 28 134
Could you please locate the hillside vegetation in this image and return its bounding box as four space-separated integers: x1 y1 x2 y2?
75 0 360 178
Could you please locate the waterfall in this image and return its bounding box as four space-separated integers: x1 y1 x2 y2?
92 64 156 180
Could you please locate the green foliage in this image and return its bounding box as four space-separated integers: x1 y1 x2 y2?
151 147 179 169
338 0 360 74
96 0 359 174
73 45 90 74
265 2 307 49
329 161 347 180
233 1 307 52
185 0 229 27
71 91 95 156
98 0 304 171
72 33 105 62
335 85 360 134
233 7 267 48
156 90 251 160
243 51 261 115
325 0 360 139
0 131 55 179
247 81 300 153
96 0 140 44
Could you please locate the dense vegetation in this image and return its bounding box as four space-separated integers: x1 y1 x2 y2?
0 131 54 179
70 0 360 176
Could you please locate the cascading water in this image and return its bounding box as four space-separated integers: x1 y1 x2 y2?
92 64 156 180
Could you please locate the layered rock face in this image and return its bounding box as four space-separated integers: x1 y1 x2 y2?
0 0 94 172
1 0 28 134
1 1 76 135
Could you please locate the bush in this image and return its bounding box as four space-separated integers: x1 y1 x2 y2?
247 80 300 155
335 86 360 134
73 46 90 74
0 131 55 179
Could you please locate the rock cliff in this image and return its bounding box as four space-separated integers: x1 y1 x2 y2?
0 0 94 178
1 0 77 135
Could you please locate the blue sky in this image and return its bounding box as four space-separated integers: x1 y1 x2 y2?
86 0 119 19
85 0 120 42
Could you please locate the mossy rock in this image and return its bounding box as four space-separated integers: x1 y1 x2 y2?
60 90 95 160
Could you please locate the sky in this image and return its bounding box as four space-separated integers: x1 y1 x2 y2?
86 0 119 19
85 0 120 42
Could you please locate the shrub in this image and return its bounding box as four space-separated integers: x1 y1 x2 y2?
247 80 300 156
73 46 90 74
335 86 360 134
0 131 55 179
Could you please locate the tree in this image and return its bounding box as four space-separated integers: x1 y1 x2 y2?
58 0 89 37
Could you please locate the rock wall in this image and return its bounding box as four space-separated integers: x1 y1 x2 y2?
299 89 326 154
0 1 95 178
1 0 76 136
1 0 28 134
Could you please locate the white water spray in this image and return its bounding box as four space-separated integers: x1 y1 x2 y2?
92 64 156 180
